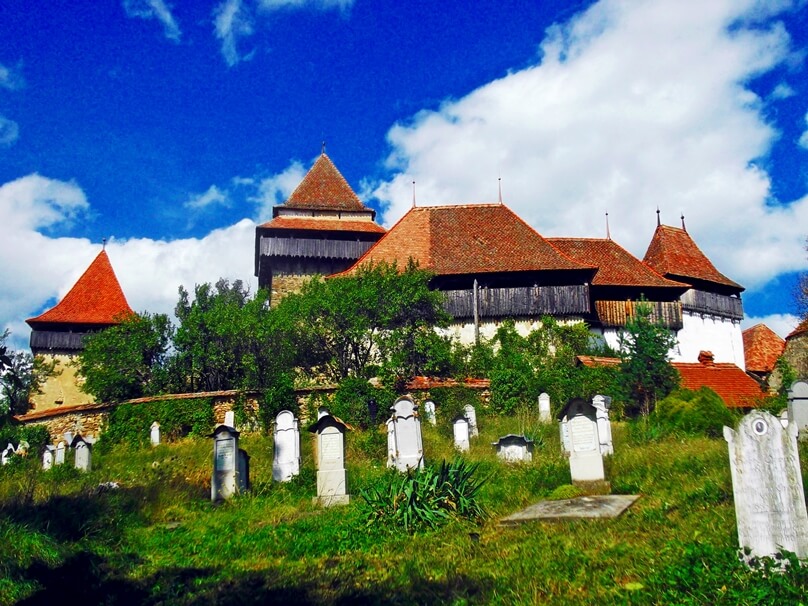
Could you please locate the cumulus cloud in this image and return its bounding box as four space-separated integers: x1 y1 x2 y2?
249 160 307 221
742 313 801 339
123 0 182 42
0 174 256 351
184 185 229 210
0 116 19 146
369 0 808 291
213 0 255 67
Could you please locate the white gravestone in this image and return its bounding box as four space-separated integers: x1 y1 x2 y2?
780 410 790 428
224 410 236 428
209 425 242 500
63 432 74 447
55 441 66 465
787 380 808 439
42 445 56 470
1 443 14 465
386 417 395 467
453 415 470 452
592 395 613 456
723 411 808 565
464 404 479 438
558 398 605 483
309 411 351 506
150 422 161 447
492 434 534 462
71 435 92 472
538 393 551 424
272 410 301 482
423 400 437 426
388 396 424 472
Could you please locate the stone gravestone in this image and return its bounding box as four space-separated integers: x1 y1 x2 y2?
55 441 66 465
464 404 479 437
42 445 56 470
224 410 236 428
423 400 437 426
237 448 250 492
557 398 605 485
71 435 92 472
492 434 534 462
150 422 161 447
386 416 395 467
724 411 808 565
592 395 613 456
63 432 74 447
453 414 470 452
209 425 242 501
309 410 351 506
780 410 790 428
1 443 14 465
787 380 808 438
538 393 551 424
388 396 424 472
272 410 301 482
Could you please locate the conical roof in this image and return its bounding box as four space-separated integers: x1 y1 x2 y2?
279 153 370 213
742 323 785 373
643 225 743 291
27 250 134 328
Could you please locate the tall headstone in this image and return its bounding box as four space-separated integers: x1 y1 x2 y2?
724 411 808 565
55 441 66 465
386 417 395 467
453 415 470 452
423 400 437 426
538 393 551 424
209 425 242 501
591 395 613 456
309 410 351 506
71 435 92 472
464 404 479 437
787 380 808 438
272 410 301 482
150 422 161 447
1 443 13 465
388 396 424 472
492 434 534 462
42 445 55 470
557 398 605 484
224 410 236 428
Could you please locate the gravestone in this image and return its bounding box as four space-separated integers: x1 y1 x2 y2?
780 409 790 428
55 441 66 465
309 410 351 506
1 443 13 465
492 434 534 462
592 395 613 456
453 415 470 452
42 445 55 470
237 448 250 492
209 425 242 501
224 410 236 428
150 422 161 447
386 417 395 466
557 398 605 484
724 411 808 565
367 398 379 426
388 396 424 472
787 380 808 438
63 432 74 447
71 435 92 472
272 410 300 482
464 404 479 437
423 400 437 426
538 393 551 424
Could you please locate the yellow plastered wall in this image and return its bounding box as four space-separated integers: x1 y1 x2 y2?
30 352 95 412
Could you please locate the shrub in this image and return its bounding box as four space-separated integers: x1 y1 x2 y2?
653 387 738 438
259 373 298 431
428 386 481 436
331 377 396 429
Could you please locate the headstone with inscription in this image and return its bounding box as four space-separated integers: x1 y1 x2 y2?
42 445 55 470
538 393 551 424
787 380 808 438
309 410 351 506
423 400 437 426
55 441 66 465
492 434 534 462
557 398 605 484
272 410 300 482
224 410 236 428
592 395 613 456
453 415 470 452
150 422 161 447
464 404 479 437
388 396 424 472
724 411 808 565
209 425 242 500
71 435 92 472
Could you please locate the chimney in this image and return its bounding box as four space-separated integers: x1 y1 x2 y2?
697 351 715 366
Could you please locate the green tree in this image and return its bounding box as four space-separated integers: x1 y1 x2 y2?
617 299 680 417
78 312 173 402
0 330 57 416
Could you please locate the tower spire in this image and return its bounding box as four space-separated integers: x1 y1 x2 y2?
321 140 326 155
498 177 502 204
605 211 611 240
412 180 416 208
681 212 687 232
656 207 661 227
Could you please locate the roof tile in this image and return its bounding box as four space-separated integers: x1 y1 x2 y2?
259 216 386 234
281 153 371 212
742 324 785 373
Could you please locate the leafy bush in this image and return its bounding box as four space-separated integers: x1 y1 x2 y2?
331 377 396 429
360 458 488 533
428 386 481 436
258 373 298 431
653 387 738 437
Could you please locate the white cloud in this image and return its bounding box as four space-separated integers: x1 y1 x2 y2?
369 0 808 292
0 116 19 146
123 0 182 42
213 0 255 67
184 185 229 210
0 62 24 91
742 313 801 339
250 160 306 221
799 111 808 149
769 82 795 100
258 0 354 12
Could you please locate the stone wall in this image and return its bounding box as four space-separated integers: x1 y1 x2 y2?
783 334 808 380
271 274 314 306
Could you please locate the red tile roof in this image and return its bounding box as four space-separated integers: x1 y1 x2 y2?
280 153 371 213
742 324 785 373
406 376 490 390
549 238 688 289
643 225 743 291
342 204 595 277
27 250 134 328
258 216 386 234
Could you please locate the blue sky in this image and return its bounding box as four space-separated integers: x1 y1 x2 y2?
1 0 807 350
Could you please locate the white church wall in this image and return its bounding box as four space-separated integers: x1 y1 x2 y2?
670 312 745 368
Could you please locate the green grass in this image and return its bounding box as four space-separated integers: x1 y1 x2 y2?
0 417 806 605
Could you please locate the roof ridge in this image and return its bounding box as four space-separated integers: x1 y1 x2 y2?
280 153 371 213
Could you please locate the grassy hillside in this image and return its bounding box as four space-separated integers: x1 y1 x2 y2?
1 416 806 605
